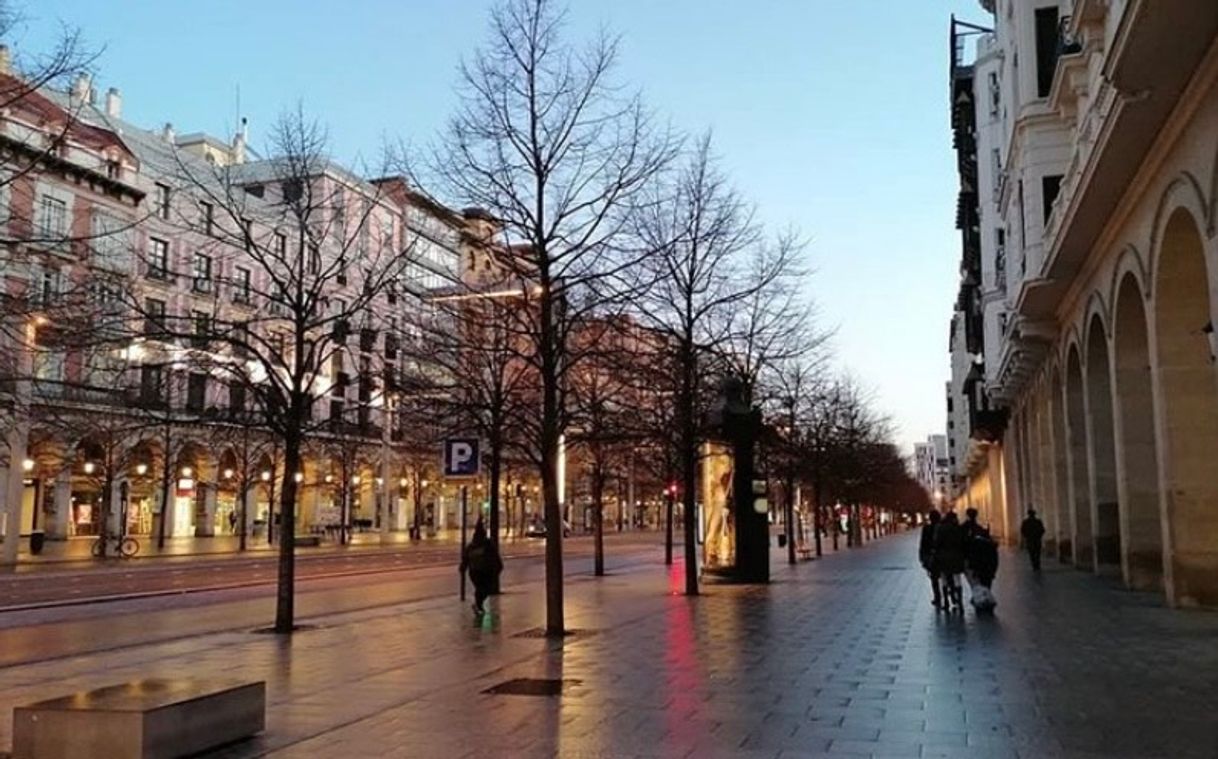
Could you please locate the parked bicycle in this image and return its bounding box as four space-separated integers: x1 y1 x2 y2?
91 535 140 559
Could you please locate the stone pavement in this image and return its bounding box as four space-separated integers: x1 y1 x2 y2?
2 531 1217 758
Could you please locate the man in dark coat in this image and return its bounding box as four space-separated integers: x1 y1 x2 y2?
1020 509 1046 571
934 512 966 610
461 521 504 615
919 511 943 608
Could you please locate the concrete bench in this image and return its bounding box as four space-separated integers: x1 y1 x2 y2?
12 679 265 759
293 535 322 548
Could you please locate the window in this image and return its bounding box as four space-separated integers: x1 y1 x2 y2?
988 71 1000 117
201 202 214 236
387 279 398 305
230 266 251 304
329 398 345 427
32 267 60 305
186 372 207 412
359 327 376 353
308 244 321 275
144 298 167 337
336 256 348 285
38 196 67 239
148 238 169 279
91 212 126 260
191 310 211 349
282 179 302 203
229 382 246 413
155 183 171 220
140 364 165 405
105 160 121 180
1034 7 1060 98
994 229 1007 290
275 232 287 258
991 149 1002 196
232 323 249 358
192 253 213 293
1042 174 1063 225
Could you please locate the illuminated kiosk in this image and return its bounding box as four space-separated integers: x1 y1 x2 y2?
702 376 768 584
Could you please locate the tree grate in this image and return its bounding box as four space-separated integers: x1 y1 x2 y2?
483 678 582 696
512 627 596 639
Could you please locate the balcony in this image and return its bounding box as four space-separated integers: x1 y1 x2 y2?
1039 0 1218 311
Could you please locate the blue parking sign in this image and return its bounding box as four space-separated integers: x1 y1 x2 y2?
443 438 480 478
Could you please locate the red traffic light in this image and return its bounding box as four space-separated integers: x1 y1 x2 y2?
665 482 678 497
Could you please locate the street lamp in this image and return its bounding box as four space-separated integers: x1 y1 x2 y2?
222 468 234 480
181 466 192 478
136 463 148 477
21 458 35 473
294 472 304 484
261 470 271 482
351 475 361 486
83 461 95 475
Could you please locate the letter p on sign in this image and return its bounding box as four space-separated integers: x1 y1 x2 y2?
443 438 480 477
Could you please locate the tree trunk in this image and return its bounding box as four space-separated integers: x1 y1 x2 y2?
540 300 564 636
812 481 823 558
785 474 796 565
664 489 674 565
593 465 605 576
488 439 503 594
239 486 249 552
273 435 302 633
679 344 698 596
156 443 172 551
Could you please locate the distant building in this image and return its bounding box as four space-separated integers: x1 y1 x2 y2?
913 434 950 504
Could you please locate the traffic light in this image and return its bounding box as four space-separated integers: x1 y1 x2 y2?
665 482 678 498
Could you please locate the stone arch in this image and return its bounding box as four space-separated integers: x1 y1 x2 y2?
1152 205 1218 606
1064 344 1094 568
1112 272 1164 591
1084 313 1121 570
1107 244 1151 313
1149 173 1211 288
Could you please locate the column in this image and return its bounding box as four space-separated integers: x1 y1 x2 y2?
48 469 71 540
197 484 217 537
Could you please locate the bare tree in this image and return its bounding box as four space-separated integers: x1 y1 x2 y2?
634 135 799 595
763 356 826 564
119 108 413 633
428 0 675 635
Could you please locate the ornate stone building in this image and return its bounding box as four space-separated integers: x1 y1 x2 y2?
947 0 1218 606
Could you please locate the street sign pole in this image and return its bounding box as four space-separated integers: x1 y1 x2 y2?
459 485 469 601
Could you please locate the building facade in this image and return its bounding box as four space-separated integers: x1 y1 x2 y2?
913 434 951 502
946 0 1218 607
0 64 503 561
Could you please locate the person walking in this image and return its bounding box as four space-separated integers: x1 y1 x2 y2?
1021 509 1046 571
461 520 503 615
919 511 943 609
934 512 966 611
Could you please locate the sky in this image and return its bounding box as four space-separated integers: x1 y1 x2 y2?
18 0 985 454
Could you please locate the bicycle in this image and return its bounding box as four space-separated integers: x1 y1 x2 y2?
91 535 140 559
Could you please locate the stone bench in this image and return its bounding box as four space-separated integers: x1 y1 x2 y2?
293 535 322 548
12 679 265 759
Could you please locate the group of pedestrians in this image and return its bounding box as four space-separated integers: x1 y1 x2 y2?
918 506 1050 613
918 507 999 613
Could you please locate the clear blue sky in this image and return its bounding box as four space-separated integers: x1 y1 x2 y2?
19 0 985 454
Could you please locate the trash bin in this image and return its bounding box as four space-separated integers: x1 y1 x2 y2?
29 530 45 555
777 534 787 548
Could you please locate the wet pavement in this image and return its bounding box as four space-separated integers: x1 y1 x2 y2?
0 531 1215 758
